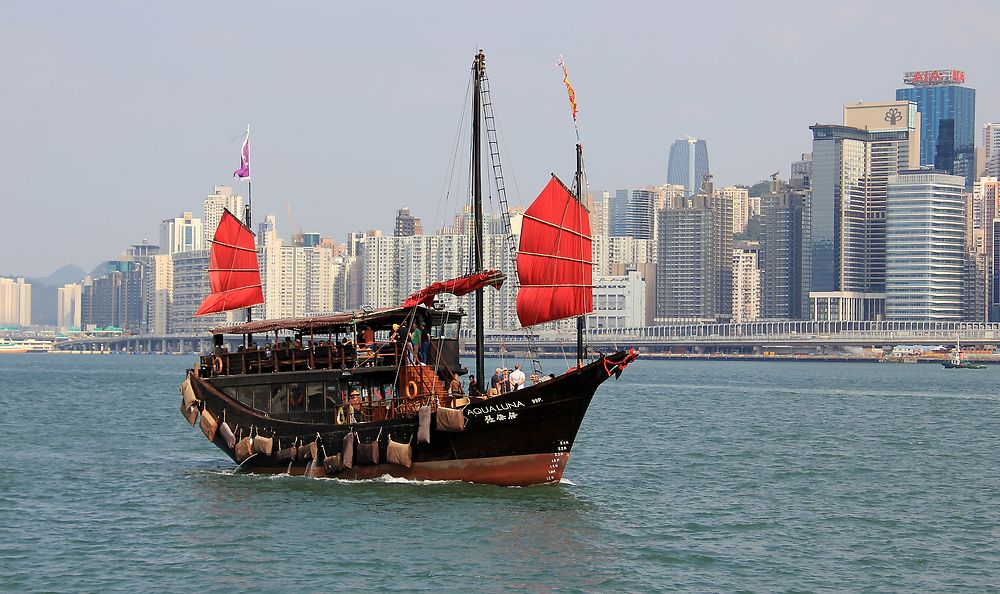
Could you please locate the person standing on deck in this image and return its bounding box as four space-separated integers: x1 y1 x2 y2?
419 327 431 364
509 364 526 390
409 325 422 364
490 368 503 394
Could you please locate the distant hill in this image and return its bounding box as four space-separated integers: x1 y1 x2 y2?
33 264 87 287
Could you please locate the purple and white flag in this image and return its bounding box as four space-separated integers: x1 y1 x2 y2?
233 125 250 180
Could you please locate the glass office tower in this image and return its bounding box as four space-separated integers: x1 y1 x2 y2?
666 137 710 196
896 70 975 188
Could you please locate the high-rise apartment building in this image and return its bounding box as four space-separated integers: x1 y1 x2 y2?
760 178 810 320
356 221 517 332
394 207 423 237
160 213 203 255
984 123 1000 178
885 170 966 320
666 137 710 196
57 283 82 333
80 264 143 332
0 277 31 327
896 69 975 188
656 196 717 321
719 186 751 235
732 247 761 324
170 250 238 334
144 254 173 334
966 177 1000 320
203 186 245 245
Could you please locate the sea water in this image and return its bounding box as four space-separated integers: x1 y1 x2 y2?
1 354 997 592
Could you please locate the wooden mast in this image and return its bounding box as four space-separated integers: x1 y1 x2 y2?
575 143 585 367
473 50 485 389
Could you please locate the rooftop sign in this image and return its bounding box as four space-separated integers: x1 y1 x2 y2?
903 69 966 86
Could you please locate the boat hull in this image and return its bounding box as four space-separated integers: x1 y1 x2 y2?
186 351 637 486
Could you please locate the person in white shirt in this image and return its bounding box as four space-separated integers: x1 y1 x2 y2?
509 363 526 390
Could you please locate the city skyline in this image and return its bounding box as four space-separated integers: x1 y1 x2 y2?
3 2 999 277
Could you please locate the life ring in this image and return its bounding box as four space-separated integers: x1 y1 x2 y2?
212 356 224 375
406 380 418 398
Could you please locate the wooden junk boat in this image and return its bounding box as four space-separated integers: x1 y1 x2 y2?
179 51 638 486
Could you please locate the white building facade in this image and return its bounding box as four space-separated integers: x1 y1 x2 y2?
886 171 966 320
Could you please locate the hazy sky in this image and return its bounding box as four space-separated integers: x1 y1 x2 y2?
2 1 998 278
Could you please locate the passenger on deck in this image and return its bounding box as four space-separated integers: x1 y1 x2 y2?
510 364 526 390
490 368 503 394
419 327 431 364
341 337 355 354
449 372 463 395
409 325 422 364
468 375 485 398
403 338 416 365
361 325 375 349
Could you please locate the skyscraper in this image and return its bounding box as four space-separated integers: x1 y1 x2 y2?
984 123 1000 178
760 178 810 320
731 246 761 324
160 212 203 255
886 170 965 320
0 277 31 327
57 283 82 333
809 101 919 307
967 177 1000 320
666 137 709 196
609 189 656 240
394 207 423 237
203 186 245 245
896 69 975 188
656 195 717 321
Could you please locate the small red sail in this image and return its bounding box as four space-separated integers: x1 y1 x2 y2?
403 270 505 308
516 176 593 327
195 209 264 316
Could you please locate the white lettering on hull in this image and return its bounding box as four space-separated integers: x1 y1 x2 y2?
466 400 526 416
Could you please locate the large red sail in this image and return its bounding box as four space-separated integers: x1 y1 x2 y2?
195 209 264 316
516 176 592 327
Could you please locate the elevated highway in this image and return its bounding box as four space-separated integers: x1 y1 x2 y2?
50 320 1000 355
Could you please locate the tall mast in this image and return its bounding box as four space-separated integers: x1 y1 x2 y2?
473 50 485 388
575 143 585 367
243 125 253 347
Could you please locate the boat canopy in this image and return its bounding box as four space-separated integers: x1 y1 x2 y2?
210 304 458 336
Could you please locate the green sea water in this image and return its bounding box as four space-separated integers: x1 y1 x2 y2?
1 354 998 592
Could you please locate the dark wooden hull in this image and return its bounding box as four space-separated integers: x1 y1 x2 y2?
186 351 637 486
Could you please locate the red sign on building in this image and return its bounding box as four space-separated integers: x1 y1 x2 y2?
903 69 966 86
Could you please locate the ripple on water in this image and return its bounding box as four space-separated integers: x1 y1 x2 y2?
1 356 999 591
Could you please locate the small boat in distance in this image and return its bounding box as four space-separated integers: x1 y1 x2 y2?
942 339 986 369
177 50 638 486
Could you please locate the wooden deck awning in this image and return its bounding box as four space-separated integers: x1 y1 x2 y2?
211 305 414 335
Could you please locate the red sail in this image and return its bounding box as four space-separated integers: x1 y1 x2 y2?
195 209 264 316
403 270 505 308
516 176 592 327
